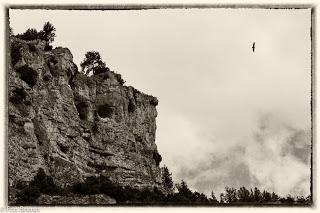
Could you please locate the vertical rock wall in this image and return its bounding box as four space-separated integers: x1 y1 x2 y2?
8 38 163 203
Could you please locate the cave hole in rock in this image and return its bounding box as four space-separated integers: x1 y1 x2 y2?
16 65 38 88
97 104 113 118
9 88 27 104
76 102 90 120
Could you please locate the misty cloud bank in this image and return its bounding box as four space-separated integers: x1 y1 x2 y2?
170 114 311 197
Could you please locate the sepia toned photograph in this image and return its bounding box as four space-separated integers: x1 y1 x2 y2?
7 4 313 206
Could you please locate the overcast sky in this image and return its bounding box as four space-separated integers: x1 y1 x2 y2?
9 8 312 197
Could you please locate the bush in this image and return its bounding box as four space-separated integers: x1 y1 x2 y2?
16 28 39 41
72 175 166 204
16 185 40 205
15 168 61 204
114 72 125 85
15 22 56 44
150 97 158 106
30 168 61 195
15 180 28 190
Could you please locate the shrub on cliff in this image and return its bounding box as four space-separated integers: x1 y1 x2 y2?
114 72 125 85
16 28 39 41
80 51 110 76
31 168 61 195
16 185 41 205
15 22 56 44
153 149 162 166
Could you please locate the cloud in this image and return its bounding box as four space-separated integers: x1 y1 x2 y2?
162 112 311 197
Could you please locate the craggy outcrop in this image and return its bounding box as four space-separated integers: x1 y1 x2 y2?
8 37 162 204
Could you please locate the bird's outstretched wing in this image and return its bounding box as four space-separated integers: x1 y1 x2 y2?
252 42 255 52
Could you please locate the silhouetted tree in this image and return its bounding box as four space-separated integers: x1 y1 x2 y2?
237 186 251 202
16 28 39 41
193 191 209 203
220 193 225 203
271 192 279 202
253 187 262 202
305 195 311 203
39 22 56 43
262 190 272 202
176 180 192 195
296 196 307 203
209 191 218 203
224 187 238 203
161 165 173 192
174 180 194 202
80 51 109 75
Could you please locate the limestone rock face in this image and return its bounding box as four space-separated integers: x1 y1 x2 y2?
8 38 163 204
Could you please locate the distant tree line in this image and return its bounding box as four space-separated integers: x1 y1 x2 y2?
15 167 310 206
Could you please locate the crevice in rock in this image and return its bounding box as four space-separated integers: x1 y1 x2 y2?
128 99 136 113
89 146 114 157
87 162 117 172
57 143 69 154
76 102 90 120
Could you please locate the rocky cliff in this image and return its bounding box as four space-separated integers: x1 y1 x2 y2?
8 38 163 204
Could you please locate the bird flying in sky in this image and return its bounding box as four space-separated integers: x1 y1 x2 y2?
252 42 255 52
